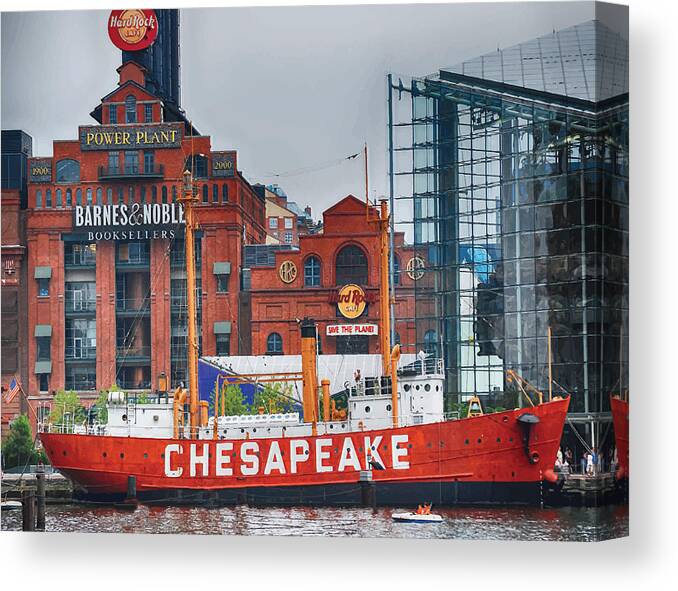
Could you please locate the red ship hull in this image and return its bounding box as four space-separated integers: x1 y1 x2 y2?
41 397 569 506
610 396 629 481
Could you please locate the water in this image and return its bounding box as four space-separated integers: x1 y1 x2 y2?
1 503 628 541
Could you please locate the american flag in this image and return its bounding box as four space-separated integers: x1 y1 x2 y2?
5 377 21 404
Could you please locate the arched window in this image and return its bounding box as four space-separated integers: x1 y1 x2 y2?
36 190 42 209
140 186 146 204
117 187 124 204
266 333 283 355
335 245 368 285
202 184 208 203
213 184 219 203
96 187 103 205
66 188 72 207
86 188 92 205
423 330 439 356
184 155 208 179
125 94 137 123
106 188 113 205
45 189 52 208
128 186 134 202
304 256 321 287
393 255 401 285
55 159 80 183
151 186 158 203
172 186 177 202
222 184 228 203
55 188 63 208
394 332 401 345
162 186 168 203
76 188 82 206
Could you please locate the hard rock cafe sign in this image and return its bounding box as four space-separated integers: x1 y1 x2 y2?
278 260 297 284
108 9 158 52
335 284 368 320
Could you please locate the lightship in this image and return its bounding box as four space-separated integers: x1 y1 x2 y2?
40 168 570 506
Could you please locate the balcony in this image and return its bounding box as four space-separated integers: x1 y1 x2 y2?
65 298 97 316
116 298 150 316
64 252 96 269
116 345 151 364
98 163 165 181
65 346 97 361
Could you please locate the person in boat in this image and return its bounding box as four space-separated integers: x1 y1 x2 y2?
354 368 362 383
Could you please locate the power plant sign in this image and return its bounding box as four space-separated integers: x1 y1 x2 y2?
108 9 158 51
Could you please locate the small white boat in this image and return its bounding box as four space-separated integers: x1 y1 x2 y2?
392 511 443 523
1 500 23 510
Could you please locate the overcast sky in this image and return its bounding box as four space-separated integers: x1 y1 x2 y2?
1 2 627 217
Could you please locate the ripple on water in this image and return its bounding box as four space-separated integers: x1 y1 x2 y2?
1 504 629 541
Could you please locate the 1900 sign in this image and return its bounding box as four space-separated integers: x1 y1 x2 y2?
79 123 183 151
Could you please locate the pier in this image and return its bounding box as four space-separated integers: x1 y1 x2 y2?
549 472 626 507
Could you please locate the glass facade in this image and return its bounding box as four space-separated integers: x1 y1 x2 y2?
388 20 628 449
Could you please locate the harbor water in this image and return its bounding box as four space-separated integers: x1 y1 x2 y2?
1 503 628 541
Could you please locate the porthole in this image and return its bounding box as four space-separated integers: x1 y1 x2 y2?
502 416 509 423
253 428 257 433
464 439 469 445
386 404 392 411
161 453 165 459
424 384 431 392
122 414 128 421
120 453 125 459
365 406 371 413
509 437 513 442
62 451 67 456
496 437 501 443
415 385 420 391
102 452 107 458
240 428 245 433
511 471 516 478
143 453 148 459
404 384 411 392
408 443 413 449
477 438 482 444
435 385 440 391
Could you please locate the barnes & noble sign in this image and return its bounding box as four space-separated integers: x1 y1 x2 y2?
79 123 183 151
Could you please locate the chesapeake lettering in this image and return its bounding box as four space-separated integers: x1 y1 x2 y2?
163 434 411 478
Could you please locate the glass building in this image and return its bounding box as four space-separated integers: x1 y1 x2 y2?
388 20 628 450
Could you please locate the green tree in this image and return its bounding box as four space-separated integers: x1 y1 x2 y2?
212 384 248 416
92 390 110 424
48 390 87 427
251 382 296 415
1 415 47 470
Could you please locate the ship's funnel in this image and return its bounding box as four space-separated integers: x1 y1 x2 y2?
300 318 319 425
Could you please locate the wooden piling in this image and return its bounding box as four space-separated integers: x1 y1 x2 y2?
22 489 35 532
126 475 137 501
36 470 46 531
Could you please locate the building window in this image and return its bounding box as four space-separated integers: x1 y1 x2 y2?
152 186 158 203
184 155 208 179
39 374 49 393
269 218 278 229
284 218 293 229
76 188 82 206
213 184 219 203
128 186 134 203
143 151 154 174
202 184 208 203
222 184 228 202
109 104 117 124
140 186 146 204
304 256 321 287
37 277 50 297
144 104 153 122
56 189 63 208
284 232 293 244
56 159 80 183
172 186 177 202
216 334 230 356
393 255 401 285
125 94 137 123
423 330 439 356
66 188 72 207
216 274 229 293
36 190 42 208
86 188 92 205
162 186 168 203
117 187 124 204
106 188 113 204
124 151 138 175
266 333 283 355
335 245 368 285
36 336 51 361
96 187 103 205
108 151 119 173
45 189 52 208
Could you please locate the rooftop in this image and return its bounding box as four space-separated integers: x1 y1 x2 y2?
439 20 628 103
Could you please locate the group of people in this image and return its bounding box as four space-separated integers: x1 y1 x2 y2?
555 446 618 476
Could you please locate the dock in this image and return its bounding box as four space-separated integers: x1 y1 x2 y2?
549 471 626 506
1 471 73 502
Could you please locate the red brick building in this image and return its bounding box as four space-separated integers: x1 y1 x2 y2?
24 61 266 409
244 195 429 357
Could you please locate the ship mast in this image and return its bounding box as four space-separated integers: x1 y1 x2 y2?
179 169 200 438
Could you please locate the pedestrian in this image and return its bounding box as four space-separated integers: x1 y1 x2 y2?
556 447 563 466
586 451 594 476
562 459 570 475
580 451 587 475
591 447 598 476
565 447 573 466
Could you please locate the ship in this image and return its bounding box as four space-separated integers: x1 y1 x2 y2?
40 168 570 507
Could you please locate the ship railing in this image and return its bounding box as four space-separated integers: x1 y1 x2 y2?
398 357 445 377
